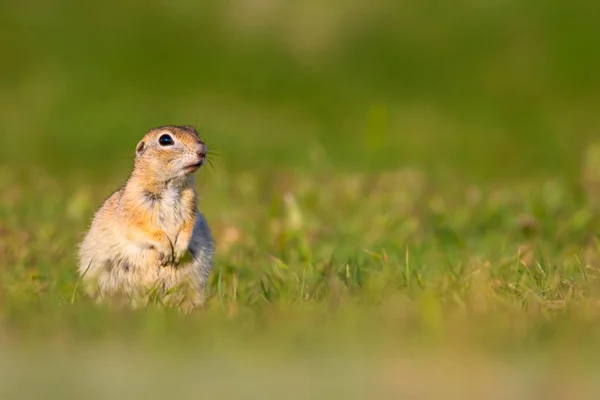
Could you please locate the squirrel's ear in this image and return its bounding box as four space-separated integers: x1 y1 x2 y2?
182 125 198 134
136 140 146 157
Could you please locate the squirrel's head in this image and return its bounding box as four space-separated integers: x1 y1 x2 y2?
133 125 208 183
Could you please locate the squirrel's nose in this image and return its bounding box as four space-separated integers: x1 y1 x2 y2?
196 144 207 160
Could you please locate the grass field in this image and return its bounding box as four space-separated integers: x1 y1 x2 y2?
2 1 600 398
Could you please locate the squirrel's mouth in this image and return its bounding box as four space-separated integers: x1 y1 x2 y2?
183 161 204 173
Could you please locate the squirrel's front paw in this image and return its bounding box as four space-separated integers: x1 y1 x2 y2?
173 247 192 266
158 251 173 267
172 234 193 266
151 235 175 267
157 250 175 266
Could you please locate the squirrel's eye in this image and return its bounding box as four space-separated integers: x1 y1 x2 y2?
158 134 174 146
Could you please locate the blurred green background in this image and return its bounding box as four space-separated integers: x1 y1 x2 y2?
3 2 600 397
2 0 599 180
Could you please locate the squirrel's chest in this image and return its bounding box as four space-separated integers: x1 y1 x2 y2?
156 189 188 234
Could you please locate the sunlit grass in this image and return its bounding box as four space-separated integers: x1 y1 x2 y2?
3 161 600 397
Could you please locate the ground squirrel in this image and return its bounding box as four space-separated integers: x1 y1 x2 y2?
78 125 214 311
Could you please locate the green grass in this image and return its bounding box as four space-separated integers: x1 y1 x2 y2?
4 163 600 397
2 0 600 398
